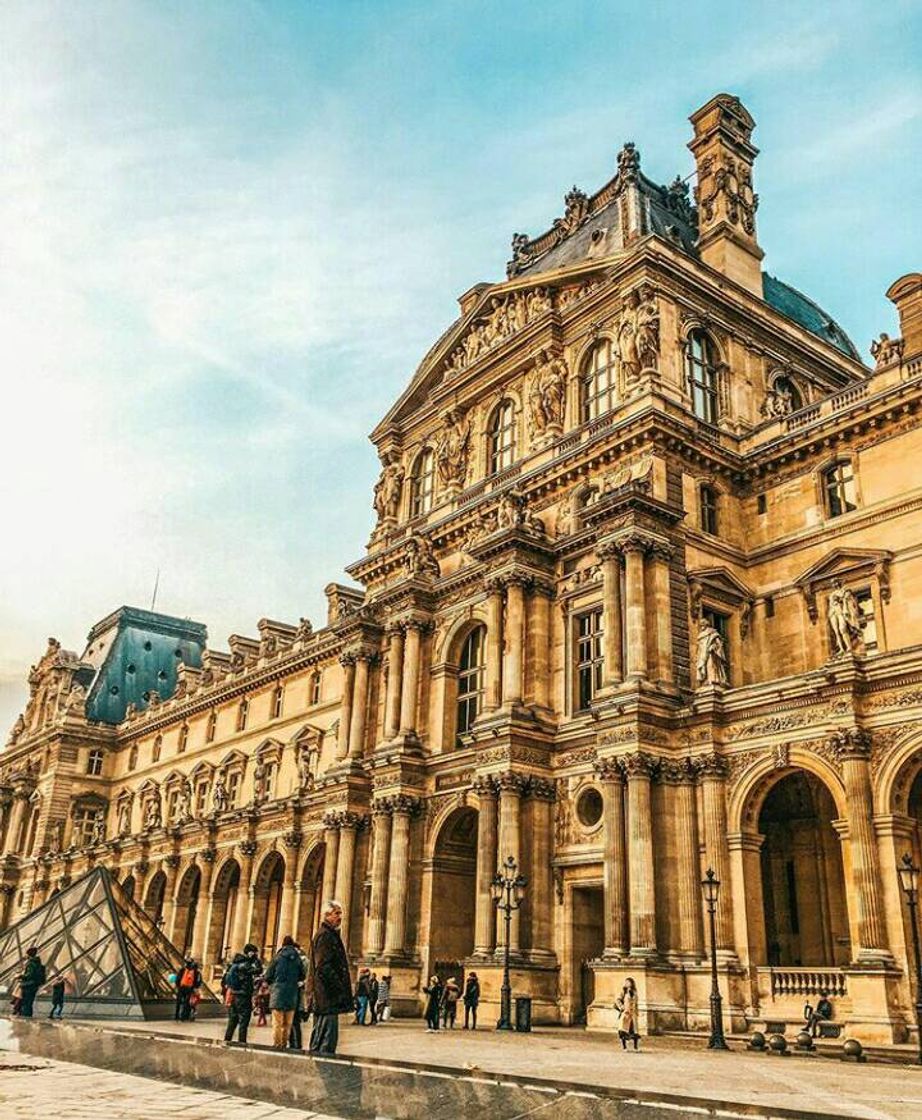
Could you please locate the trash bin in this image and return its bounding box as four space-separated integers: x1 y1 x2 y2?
514 995 532 1032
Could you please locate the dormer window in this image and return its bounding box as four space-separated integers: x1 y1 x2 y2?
488 399 517 474
581 339 616 422
686 330 719 424
410 449 435 517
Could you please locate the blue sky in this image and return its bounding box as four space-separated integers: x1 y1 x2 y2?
1 0 921 734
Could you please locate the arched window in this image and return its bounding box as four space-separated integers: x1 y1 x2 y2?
822 460 858 518
271 683 284 720
488 399 517 474
309 671 322 706
581 339 617 422
152 735 162 763
178 724 189 753
456 627 486 744
773 375 803 412
237 697 249 732
686 330 720 424
410 449 435 518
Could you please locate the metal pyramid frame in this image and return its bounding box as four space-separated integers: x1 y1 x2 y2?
0 865 220 1019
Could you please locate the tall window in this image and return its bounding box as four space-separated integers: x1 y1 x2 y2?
128 745 138 771
488 399 517 474
152 735 162 763
410 449 435 518
264 762 277 802
582 339 617 422
686 330 719 424
86 749 104 776
575 608 604 712
178 724 189 753
72 806 98 847
194 780 209 816
456 627 486 743
206 710 217 742
822 461 857 518
855 588 878 653
227 770 241 808
309 671 322 706
237 697 249 732
271 683 284 720
699 484 719 536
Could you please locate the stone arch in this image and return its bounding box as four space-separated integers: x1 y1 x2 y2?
207 856 241 964
144 868 167 926
295 839 326 947
251 849 285 959
728 749 847 835
173 863 202 956
432 613 490 753
121 874 136 901
874 726 922 816
427 803 479 968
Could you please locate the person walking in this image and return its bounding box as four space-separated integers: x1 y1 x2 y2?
306 900 354 1056
462 971 480 1030
375 975 391 1023
441 977 460 1028
174 958 202 1022
222 943 261 1045
254 977 270 1026
289 942 310 1050
615 977 640 1050
18 948 46 1018
368 972 380 1025
46 974 69 1020
265 935 306 1050
423 975 443 1032
355 968 371 1025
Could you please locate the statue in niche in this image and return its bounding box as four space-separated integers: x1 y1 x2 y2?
144 795 162 831
405 534 440 580
828 579 863 656
211 772 228 814
47 819 64 854
90 810 106 846
373 452 404 524
436 407 471 490
298 741 317 790
117 800 132 837
619 287 660 387
177 781 193 822
696 619 729 686
528 349 568 437
252 757 267 805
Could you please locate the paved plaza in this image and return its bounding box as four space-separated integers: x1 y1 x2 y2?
0 1051 343 1120
53 1017 922 1120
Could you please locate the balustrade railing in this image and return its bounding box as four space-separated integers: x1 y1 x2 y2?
763 967 847 999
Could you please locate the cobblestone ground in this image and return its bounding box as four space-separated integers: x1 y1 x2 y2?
0 1053 343 1120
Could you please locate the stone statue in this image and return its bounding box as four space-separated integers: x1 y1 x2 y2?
295 617 313 643
118 800 132 837
65 681 87 711
506 232 534 278
253 758 267 804
406 534 440 580
619 287 659 387
436 407 471 490
761 383 794 418
497 493 518 529
298 742 316 790
8 715 25 746
144 795 162 831
373 453 404 524
870 332 903 369
696 620 729 686
828 579 863 656
47 819 64 854
528 349 568 437
90 810 106 846
211 772 228 814
177 781 193 822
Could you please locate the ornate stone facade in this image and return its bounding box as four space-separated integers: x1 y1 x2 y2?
3 94 922 1043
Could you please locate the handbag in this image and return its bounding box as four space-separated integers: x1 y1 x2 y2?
382 1006 391 1022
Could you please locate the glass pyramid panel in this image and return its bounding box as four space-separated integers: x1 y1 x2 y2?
0 866 220 1020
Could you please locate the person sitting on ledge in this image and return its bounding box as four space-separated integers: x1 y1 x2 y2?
804 992 833 1037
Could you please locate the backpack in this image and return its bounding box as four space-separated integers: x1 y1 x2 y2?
179 967 196 989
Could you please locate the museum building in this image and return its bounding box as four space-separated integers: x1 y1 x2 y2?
3 93 922 1043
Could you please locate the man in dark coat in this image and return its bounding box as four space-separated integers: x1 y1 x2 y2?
265 935 306 1049
19 948 46 1018
306 899 353 1055
222 943 261 1044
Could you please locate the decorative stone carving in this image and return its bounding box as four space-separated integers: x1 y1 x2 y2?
617 142 640 184
870 333 904 369
693 753 730 781
90 810 106 846
252 757 268 805
664 175 696 227
760 382 795 418
373 451 404 525
828 727 872 762
117 798 132 837
435 406 471 490
405 533 440 580
827 579 863 657
210 771 229 814
506 232 534 278
554 778 575 846
238 839 258 859
528 349 568 441
47 819 64 855
7 715 25 746
696 154 758 234
696 619 729 686
495 490 545 537
621 751 656 779
618 285 659 388
555 186 590 238
445 289 552 374
295 617 313 643
528 777 556 802
143 793 162 831
177 781 193 823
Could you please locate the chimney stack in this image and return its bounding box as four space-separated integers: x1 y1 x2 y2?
886 273 922 360
688 94 763 296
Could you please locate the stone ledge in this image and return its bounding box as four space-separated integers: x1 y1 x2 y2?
5 1019 850 1120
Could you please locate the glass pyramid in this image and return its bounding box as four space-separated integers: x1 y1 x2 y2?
0 866 220 1019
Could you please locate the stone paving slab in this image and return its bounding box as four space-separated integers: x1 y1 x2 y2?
0 1052 342 1119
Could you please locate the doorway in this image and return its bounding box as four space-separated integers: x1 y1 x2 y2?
571 885 605 1024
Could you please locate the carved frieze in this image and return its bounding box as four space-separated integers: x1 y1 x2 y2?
444 288 552 374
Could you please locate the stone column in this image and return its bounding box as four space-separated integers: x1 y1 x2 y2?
383 627 404 740
664 761 702 958
336 657 356 761
334 814 360 949
623 540 648 680
650 543 674 685
832 730 891 961
321 823 339 908
384 797 416 956
502 577 527 707
230 841 257 952
278 833 301 940
348 655 372 759
496 773 525 952
473 777 498 955
484 583 504 711
189 849 217 964
161 855 181 943
0 796 12 854
528 779 555 959
600 543 624 688
529 584 552 710
597 760 628 956
624 752 657 955
695 754 734 952
0 886 14 931
367 804 392 956
398 624 423 737
3 792 28 856
727 830 767 969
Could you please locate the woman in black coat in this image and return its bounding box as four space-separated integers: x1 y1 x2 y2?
422 975 443 1031
463 972 480 1030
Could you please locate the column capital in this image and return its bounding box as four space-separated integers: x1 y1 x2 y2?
597 537 625 562
527 776 556 802
238 839 258 860
621 751 657 779
163 853 181 870
657 758 695 785
282 829 303 851
692 752 730 781
829 727 872 762
326 809 367 831
379 794 422 817
198 846 218 864
471 774 498 799
338 652 356 669
494 771 529 795
594 757 625 784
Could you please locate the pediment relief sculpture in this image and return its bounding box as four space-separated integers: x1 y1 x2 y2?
445 288 552 374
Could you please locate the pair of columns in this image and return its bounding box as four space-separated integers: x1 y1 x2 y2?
598 533 673 688
596 752 733 959
366 795 419 958
336 651 379 762
1 790 31 857
471 773 555 959
482 576 553 712
382 622 428 742
319 811 367 950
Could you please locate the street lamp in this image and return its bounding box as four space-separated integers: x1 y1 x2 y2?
491 855 527 1031
702 867 729 1050
897 852 922 1065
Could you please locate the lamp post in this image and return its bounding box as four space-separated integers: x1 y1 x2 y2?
702 867 729 1050
897 852 922 1065
491 855 527 1031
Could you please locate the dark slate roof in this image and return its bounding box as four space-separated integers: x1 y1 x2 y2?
83 607 207 725
761 274 860 360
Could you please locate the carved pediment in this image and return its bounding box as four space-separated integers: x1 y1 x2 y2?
218 748 248 770
688 567 756 635
442 285 553 376
794 548 893 622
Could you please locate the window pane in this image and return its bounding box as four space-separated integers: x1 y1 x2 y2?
574 609 604 711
